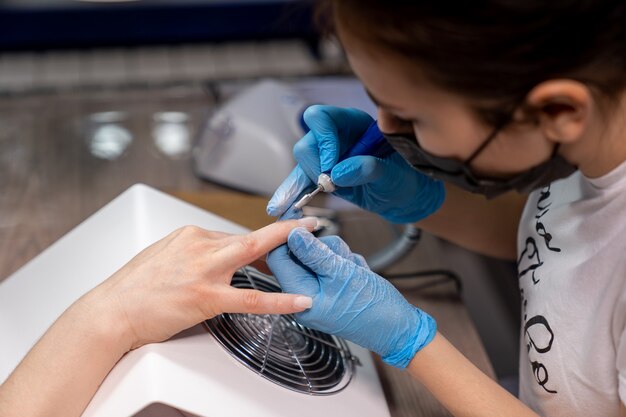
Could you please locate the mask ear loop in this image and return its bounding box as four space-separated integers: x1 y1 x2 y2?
464 95 536 166
463 117 511 166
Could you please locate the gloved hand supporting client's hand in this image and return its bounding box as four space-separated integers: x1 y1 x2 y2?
267 228 437 368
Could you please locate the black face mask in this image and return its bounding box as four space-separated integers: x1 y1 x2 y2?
383 126 577 198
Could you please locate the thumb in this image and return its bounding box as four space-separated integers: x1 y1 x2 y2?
287 228 348 277
319 235 369 269
330 156 386 187
267 243 319 297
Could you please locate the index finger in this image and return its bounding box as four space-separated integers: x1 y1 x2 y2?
215 217 318 271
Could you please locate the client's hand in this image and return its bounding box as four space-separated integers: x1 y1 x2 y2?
0 218 317 417
83 218 318 351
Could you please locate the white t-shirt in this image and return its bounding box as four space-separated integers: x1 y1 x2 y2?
517 161 626 416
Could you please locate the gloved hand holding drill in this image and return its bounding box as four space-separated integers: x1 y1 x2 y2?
267 105 445 223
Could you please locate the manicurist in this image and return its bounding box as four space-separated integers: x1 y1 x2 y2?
267 1 626 416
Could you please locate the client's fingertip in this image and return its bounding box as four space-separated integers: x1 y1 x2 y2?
294 295 313 310
297 216 319 231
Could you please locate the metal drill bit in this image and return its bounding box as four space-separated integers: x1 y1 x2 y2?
293 173 336 211
293 185 323 210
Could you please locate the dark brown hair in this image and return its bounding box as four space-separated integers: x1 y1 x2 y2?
319 0 626 125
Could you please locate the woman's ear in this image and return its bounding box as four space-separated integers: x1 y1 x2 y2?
518 79 592 144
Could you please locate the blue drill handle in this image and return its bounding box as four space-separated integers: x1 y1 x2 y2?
340 121 395 160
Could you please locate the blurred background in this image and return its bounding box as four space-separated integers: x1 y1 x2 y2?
0 0 521 397
0 0 347 91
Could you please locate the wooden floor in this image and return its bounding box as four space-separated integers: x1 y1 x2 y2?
0 86 494 417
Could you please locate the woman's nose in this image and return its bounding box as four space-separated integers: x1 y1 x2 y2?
376 108 413 134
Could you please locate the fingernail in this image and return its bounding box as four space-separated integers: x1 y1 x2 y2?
294 296 313 310
297 216 319 230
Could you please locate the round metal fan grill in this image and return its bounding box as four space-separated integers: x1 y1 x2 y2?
205 267 358 395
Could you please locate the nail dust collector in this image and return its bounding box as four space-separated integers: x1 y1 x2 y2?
193 80 307 196
0 184 391 417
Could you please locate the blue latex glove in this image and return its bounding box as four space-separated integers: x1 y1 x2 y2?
266 105 445 223
267 228 437 368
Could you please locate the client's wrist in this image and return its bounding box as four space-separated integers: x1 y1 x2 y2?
72 288 135 358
